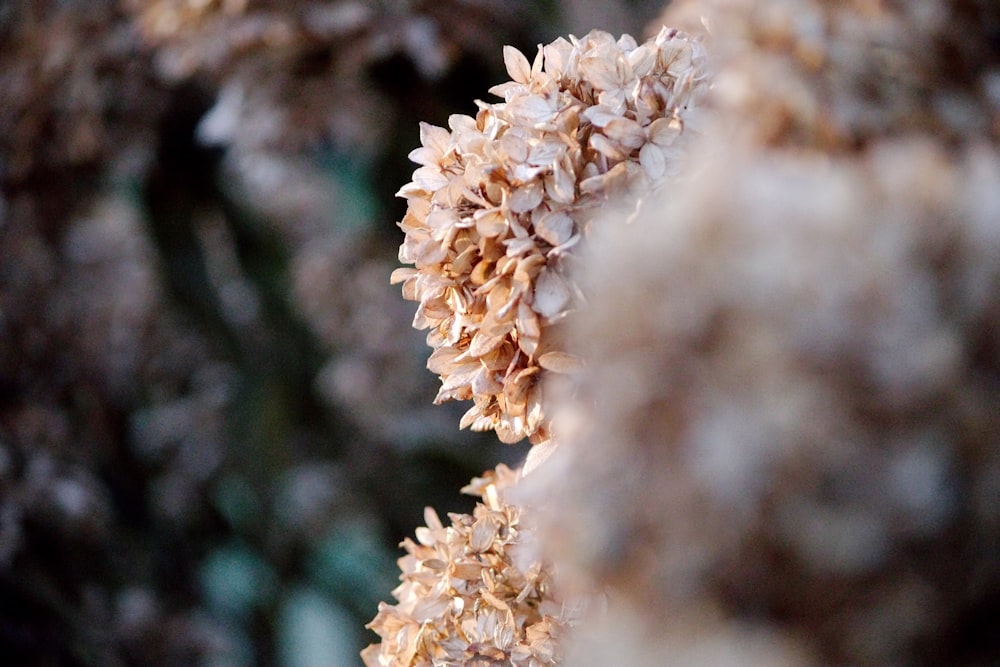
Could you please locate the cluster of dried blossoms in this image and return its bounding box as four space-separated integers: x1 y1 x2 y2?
362 466 579 667
391 27 708 444
367 26 710 666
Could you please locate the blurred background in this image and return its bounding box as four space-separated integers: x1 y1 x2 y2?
0 1 666 665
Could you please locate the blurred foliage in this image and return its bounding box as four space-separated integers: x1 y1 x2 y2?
0 0 667 665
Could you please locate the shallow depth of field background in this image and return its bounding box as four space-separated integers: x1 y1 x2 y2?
0 1 669 666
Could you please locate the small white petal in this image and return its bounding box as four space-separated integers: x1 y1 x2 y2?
640 141 667 181
542 37 574 79
545 160 576 204
590 132 627 161
627 42 657 77
448 113 477 133
505 94 555 125
527 139 564 167
581 105 621 128
530 44 545 79
407 145 440 166
603 117 646 150
648 116 682 146
500 131 530 163
532 268 571 318
537 351 584 373
474 208 508 238
390 267 417 285
580 53 624 91
412 165 450 191
503 45 532 84
533 210 574 246
509 181 544 213
418 121 450 155
488 81 525 100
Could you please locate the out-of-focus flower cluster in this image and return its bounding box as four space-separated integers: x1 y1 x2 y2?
392 28 707 444
0 0 165 182
517 2 1000 667
533 140 1000 667
363 465 580 667
124 0 532 153
652 0 1000 150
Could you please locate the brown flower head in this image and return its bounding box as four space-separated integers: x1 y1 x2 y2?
362 465 581 667
391 27 708 444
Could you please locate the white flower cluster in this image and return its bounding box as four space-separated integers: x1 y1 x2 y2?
392 27 708 444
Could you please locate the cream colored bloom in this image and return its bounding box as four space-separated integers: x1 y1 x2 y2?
362 465 580 667
392 28 708 444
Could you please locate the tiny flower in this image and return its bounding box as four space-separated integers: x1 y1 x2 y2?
392 28 708 444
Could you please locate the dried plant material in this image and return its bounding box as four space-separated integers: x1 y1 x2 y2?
362 465 582 667
651 0 1000 150
517 2 1000 666
530 139 1000 667
394 28 708 444
124 0 531 153
0 1 167 182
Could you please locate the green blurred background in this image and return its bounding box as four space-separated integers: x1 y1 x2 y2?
0 1 664 665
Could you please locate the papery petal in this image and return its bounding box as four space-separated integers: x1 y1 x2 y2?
408 145 441 166
475 208 509 238
419 121 451 155
413 165 450 191
503 45 532 84
627 42 658 77
648 116 682 146
532 268 570 319
533 210 574 246
604 117 646 150
590 132 628 161
505 94 556 125
542 37 573 79
509 181 544 213
537 351 584 373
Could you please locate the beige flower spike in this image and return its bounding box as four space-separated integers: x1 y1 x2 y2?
368 27 709 667
391 27 708 445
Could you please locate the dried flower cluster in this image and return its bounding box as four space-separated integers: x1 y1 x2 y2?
362 465 579 667
391 27 708 444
